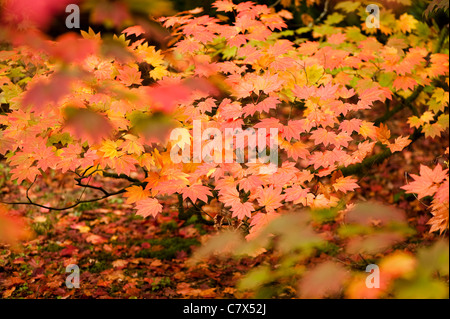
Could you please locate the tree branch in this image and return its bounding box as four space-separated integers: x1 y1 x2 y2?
0 188 128 211
102 171 140 183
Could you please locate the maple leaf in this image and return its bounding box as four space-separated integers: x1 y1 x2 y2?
284 185 310 205
212 0 235 12
422 123 444 139
108 155 138 176
122 25 145 37
218 185 241 207
388 136 411 153
10 166 40 185
1 0 72 29
50 33 98 64
252 73 284 95
332 176 360 193
281 140 310 161
22 73 72 113
253 118 283 130
420 111 435 124
218 99 242 120
340 119 362 134
310 128 337 147
63 107 114 145
121 134 145 156
239 175 263 193
230 201 254 220
182 184 212 203
401 164 448 199
257 186 285 213
376 123 391 144
123 186 150 204
197 98 216 113
282 119 307 140
398 13 418 33
359 121 378 140
407 116 422 129
135 198 163 218
175 38 202 53
253 96 280 115
117 65 143 86
356 87 385 109
428 179 449 234
145 82 191 113
392 76 418 91
100 140 121 158
292 85 316 100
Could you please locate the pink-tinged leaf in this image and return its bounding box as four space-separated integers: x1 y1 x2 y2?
401 164 448 199
197 98 216 113
212 0 235 12
49 33 98 64
231 201 254 220
284 186 310 205
117 65 143 86
392 76 418 91
22 73 72 113
122 25 145 37
332 176 360 193
1 0 73 29
175 38 202 53
135 198 163 218
85 234 108 245
182 184 212 203
310 128 337 147
257 186 285 213
218 186 241 208
282 119 307 140
388 136 411 153
339 119 362 134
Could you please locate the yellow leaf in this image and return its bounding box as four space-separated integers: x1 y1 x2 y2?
100 140 121 158
150 66 169 80
419 111 435 124
407 116 422 128
423 123 443 138
143 47 165 67
380 252 416 279
437 114 449 129
124 185 150 204
398 13 418 33
376 123 391 144
359 122 377 139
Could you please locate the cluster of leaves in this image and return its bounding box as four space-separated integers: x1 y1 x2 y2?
402 154 449 234
0 0 448 300
1 0 448 238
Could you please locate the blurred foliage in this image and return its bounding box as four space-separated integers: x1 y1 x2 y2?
191 202 449 298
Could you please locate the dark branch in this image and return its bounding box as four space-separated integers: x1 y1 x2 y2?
1 189 127 211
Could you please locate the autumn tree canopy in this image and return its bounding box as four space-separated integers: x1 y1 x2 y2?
0 0 448 300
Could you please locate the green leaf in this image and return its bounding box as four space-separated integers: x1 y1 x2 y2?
378 72 395 88
238 266 271 290
437 114 449 129
222 46 237 60
324 13 345 25
295 27 312 34
334 1 361 13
